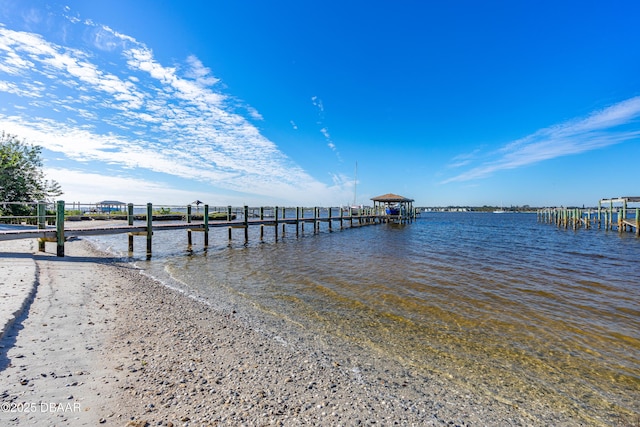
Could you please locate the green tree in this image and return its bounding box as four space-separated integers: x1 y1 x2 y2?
0 131 63 216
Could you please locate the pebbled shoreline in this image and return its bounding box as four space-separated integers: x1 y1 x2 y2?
106 258 523 426
0 237 619 426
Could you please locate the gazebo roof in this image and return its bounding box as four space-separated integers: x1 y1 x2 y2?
371 193 414 203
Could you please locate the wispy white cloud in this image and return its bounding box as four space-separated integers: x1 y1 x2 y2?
184 54 219 87
245 105 263 121
312 96 340 158
44 167 204 204
446 148 483 169
442 96 640 183
311 95 324 114
0 10 348 205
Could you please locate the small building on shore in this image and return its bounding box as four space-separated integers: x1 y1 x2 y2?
96 200 126 213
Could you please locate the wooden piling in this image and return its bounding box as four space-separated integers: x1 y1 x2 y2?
313 207 318 234
538 197 640 235
274 206 279 241
244 205 249 243
187 204 193 250
617 200 623 232
204 204 209 247
128 203 134 252
186 218 192 249
586 210 590 229
186 204 209 249
281 207 286 236
146 203 153 258
37 200 46 252
227 205 232 242
56 200 65 257
609 200 614 231
260 206 265 241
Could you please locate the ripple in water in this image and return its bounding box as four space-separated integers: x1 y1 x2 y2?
90 212 640 424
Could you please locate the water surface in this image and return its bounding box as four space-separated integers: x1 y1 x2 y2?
90 212 640 424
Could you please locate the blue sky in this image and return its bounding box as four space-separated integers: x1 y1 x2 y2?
1 0 639 207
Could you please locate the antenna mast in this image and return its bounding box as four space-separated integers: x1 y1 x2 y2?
353 161 357 206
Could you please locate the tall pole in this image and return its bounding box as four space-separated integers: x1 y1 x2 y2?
353 161 357 207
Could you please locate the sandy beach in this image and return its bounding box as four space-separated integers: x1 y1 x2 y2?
0 234 626 426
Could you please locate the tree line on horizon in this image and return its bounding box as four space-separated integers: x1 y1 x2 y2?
419 205 599 212
419 205 537 212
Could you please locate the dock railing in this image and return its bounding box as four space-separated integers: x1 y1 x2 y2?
0 201 396 257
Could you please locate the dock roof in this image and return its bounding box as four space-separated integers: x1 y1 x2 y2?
97 200 126 205
600 196 640 203
370 193 414 203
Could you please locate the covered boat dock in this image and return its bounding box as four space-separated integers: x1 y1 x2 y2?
371 193 416 223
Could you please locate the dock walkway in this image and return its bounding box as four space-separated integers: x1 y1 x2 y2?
1 202 413 257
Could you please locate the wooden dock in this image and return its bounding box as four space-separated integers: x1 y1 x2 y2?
537 196 640 235
0 201 417 257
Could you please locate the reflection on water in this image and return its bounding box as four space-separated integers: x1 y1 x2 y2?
91 212 640 423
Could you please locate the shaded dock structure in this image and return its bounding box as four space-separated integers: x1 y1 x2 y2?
371 193 416 223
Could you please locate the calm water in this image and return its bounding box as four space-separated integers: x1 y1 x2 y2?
90 212 640 423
